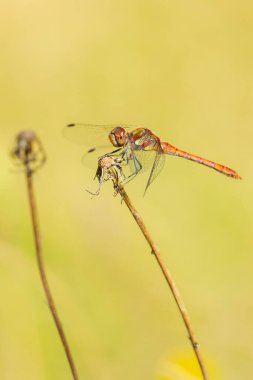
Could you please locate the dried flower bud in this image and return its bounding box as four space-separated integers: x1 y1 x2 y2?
11 130 46 174
87 154 125 196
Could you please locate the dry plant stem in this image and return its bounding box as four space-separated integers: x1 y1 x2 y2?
117 184 210 380
25 169 79 380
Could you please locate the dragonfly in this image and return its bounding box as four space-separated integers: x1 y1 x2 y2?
64 123 241 193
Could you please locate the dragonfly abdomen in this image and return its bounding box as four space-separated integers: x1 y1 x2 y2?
161 142 241 179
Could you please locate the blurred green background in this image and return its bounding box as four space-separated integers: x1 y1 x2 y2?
0 1 252 379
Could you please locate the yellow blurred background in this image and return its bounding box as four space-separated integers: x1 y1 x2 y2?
0 1 252 379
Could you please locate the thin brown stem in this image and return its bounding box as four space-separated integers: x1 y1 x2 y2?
117 184 210 380
25 169 79 380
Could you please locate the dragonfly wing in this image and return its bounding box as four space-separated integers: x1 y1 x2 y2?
144 151 165 194
128 130 166 192
81 144 119 169
125 128 161 174
63 123 133 146
127 149 158 175
122 148 165 192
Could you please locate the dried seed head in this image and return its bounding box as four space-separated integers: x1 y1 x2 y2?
10 130 46 174
87 154 125 196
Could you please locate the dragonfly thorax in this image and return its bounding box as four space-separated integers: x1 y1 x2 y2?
109 127 128 147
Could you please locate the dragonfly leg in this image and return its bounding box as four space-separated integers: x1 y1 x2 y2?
122 152 143 185
132 152 143 172
98 147 124 162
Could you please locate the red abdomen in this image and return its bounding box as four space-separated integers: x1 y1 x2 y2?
161 142 241 179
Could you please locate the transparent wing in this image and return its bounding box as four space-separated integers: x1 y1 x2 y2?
63 123 133 147
127 149 159 176
144 151 165 194
81 144 122 170
120 148 165 193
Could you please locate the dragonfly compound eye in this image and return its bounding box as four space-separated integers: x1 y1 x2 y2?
109 127 127 147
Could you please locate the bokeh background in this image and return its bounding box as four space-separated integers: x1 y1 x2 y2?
0 1 252 379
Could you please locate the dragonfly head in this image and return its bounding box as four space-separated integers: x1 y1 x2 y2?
109 127 127 147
